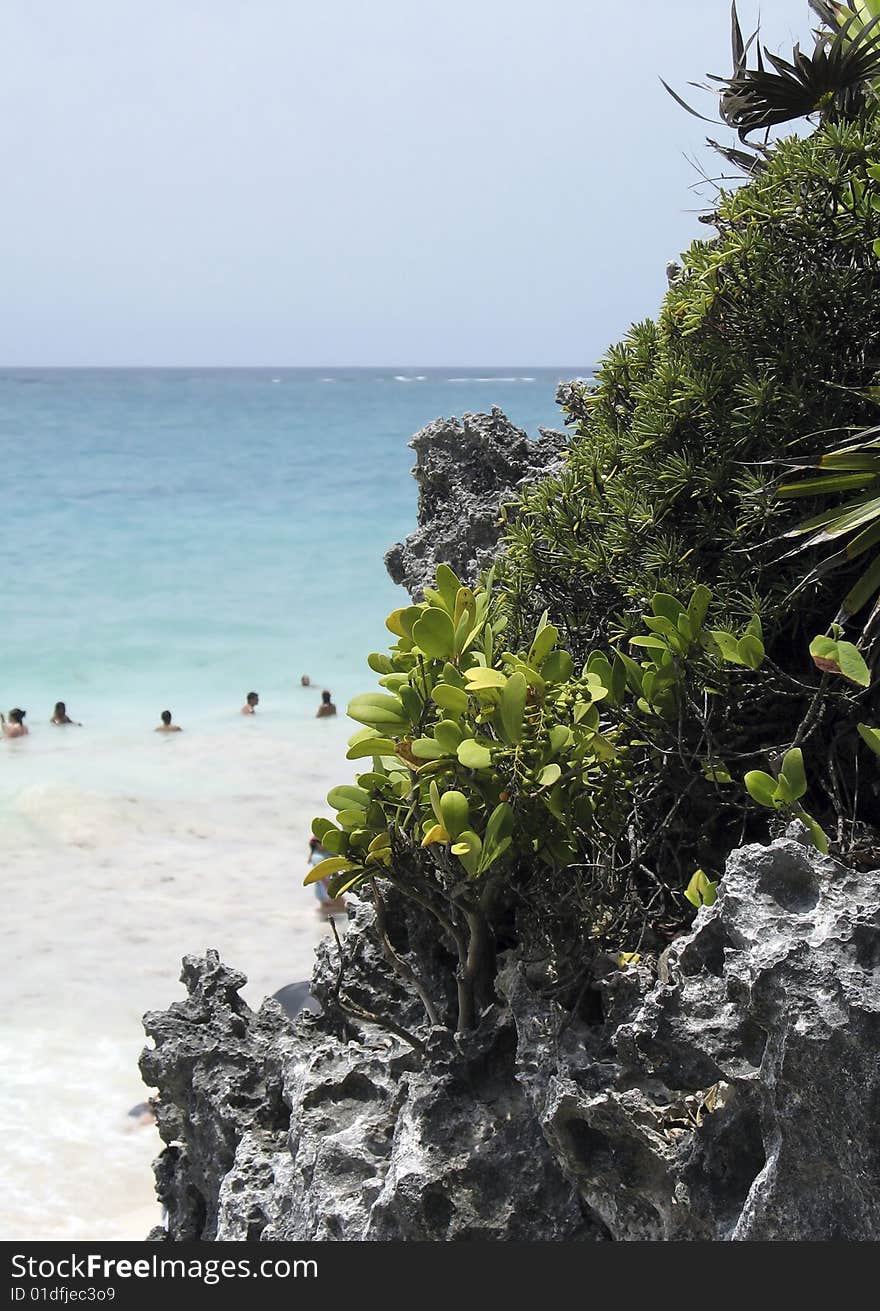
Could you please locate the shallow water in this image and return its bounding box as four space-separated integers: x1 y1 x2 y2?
0 367 579 1238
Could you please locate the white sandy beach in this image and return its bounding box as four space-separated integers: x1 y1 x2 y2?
0 712 354 1240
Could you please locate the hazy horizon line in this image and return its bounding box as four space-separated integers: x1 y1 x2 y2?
0 362 595 372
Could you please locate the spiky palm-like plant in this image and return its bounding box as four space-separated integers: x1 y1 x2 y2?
777 429 880 645
664 2 880 143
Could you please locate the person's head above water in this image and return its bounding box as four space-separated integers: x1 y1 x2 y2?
161 710 172 725
247 692 259 707
316 689 337 718
9 708 25 724
300 675 311 687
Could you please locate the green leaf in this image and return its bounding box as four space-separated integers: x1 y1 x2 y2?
835 640 872 688
615 649 644 694
400 685 423 722
304 856 358 887
434 719 464 753
463 666 508 691
737 634 765 670
538 763 562 787
529 623 559 667
499 671 527 744
367 652 394 674
541 649 574 683
777 472 873 498
796 808 829 855
319 828 349 855
842 552 880 617
347 692 410 731
412 607 455 660
457 738 493 769
311 817 336 842
453 586 477 628
545 784 565 820
439 790 470 839
431 682 470 715
779 748 807 802
684 868 718 909
328 869 369 896
385 606 422 638
687 584 712 631
346 735 396 760
451 829 482 877
629 635 670 651
327 784 370 810
548 724 573 754
479 802 514 873
710 630 745 664
434 563 463 613
744 770 779 808
336 808 369 829
652 592 687 624
809 635 871 686
411 737 447 760
857 722 880 757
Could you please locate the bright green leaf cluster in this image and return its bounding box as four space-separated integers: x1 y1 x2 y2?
744 748 829 853
308 572 781 902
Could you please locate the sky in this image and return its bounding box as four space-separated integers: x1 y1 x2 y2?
0 0 812 366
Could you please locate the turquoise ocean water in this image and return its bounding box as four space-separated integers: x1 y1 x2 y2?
1 367 576 734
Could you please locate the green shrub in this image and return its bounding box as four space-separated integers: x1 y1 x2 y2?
309 567 876 1035
502 117 880 660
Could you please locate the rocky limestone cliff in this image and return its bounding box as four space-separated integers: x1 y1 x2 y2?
142 838 880 1240
384 407 567 599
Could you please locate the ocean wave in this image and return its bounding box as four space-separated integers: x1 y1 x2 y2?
392 375 427 382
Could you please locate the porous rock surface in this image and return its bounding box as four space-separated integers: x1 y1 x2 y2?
384 407 567 599
142 839 880 1240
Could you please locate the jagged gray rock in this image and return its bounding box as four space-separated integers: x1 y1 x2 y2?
139 950 297 1241
143 840 880 1241
384 407 567 599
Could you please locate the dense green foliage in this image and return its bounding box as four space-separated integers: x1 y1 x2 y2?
310 567 878 1034
502 117 880 658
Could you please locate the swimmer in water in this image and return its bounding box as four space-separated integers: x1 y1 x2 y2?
300 674 311 687
155 710 182 733
241 691 259 715
316 689 336 718
50 701 80 726
1 708 28 738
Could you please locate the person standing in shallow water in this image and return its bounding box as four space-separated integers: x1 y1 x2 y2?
241 692 259 715
155 710 182 733
1 708 28 738
50 701 80 725
316 690 336 718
